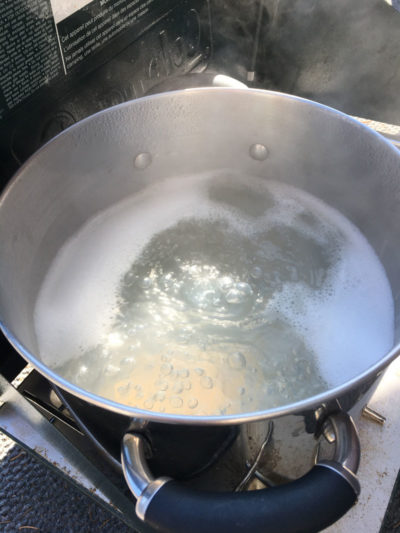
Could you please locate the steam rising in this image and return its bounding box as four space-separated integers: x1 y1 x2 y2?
211 0 400 123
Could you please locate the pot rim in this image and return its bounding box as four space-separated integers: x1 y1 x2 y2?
1 87 400 425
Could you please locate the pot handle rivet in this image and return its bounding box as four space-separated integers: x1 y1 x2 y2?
249 143 269 161
134 152 152 169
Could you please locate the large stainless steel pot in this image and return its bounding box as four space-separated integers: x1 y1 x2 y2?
1 88 400 532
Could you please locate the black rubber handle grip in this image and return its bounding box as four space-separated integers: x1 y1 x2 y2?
145 464 357 533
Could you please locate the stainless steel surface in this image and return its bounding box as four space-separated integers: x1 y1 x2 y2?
322 420 337 444
354 116 400 150
121 433 171 521
322 412 361 474
362 405 387 425
390 139 400 149
136 478 172 522
316 412 361 496
254 469 278 487
120 411 361 519
235 421 273 491
121 433 156 498
1 88 400 426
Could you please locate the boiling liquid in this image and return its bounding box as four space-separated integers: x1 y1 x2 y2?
34 173 394 416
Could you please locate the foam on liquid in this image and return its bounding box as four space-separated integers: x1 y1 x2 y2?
34 172 394 415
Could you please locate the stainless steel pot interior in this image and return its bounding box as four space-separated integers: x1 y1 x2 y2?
1 88 400 424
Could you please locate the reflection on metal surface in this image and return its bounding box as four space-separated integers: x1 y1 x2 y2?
253 469 274 487
322 419 337 444
134 152 152 170
235 421 273 492
362 405 386 425
120 411 361 522
10 364 34 388
249 142 269 161
316 412 361 496
121 432 171 521
354 116 400 149
23 390 84 435
318 412 360 475
121 433 153 498
253 469 291 487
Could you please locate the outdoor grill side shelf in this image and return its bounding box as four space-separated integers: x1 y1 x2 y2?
0 372 153 533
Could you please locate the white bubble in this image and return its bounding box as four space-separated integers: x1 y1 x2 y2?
120 356 135 367
224 283 253 304
155 391 166 401
155 380 168 391
170 396 183 408
228 352 246 370
140 277 153 289
160 363 173 376
250 266 263 279
236 282 253 296
161 274 174 289
200 376 213 389
104 364 120 376
117 383 131 395
172 382 184 394
212 296 222 306
107 332 123 346
218 276 233 291
225 288 243 304
77 364 88 376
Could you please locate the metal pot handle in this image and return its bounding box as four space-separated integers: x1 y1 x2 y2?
121 412 360 533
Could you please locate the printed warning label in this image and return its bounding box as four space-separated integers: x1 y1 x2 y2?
57 0 166 72
0 0 171 118
0 0 62 114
